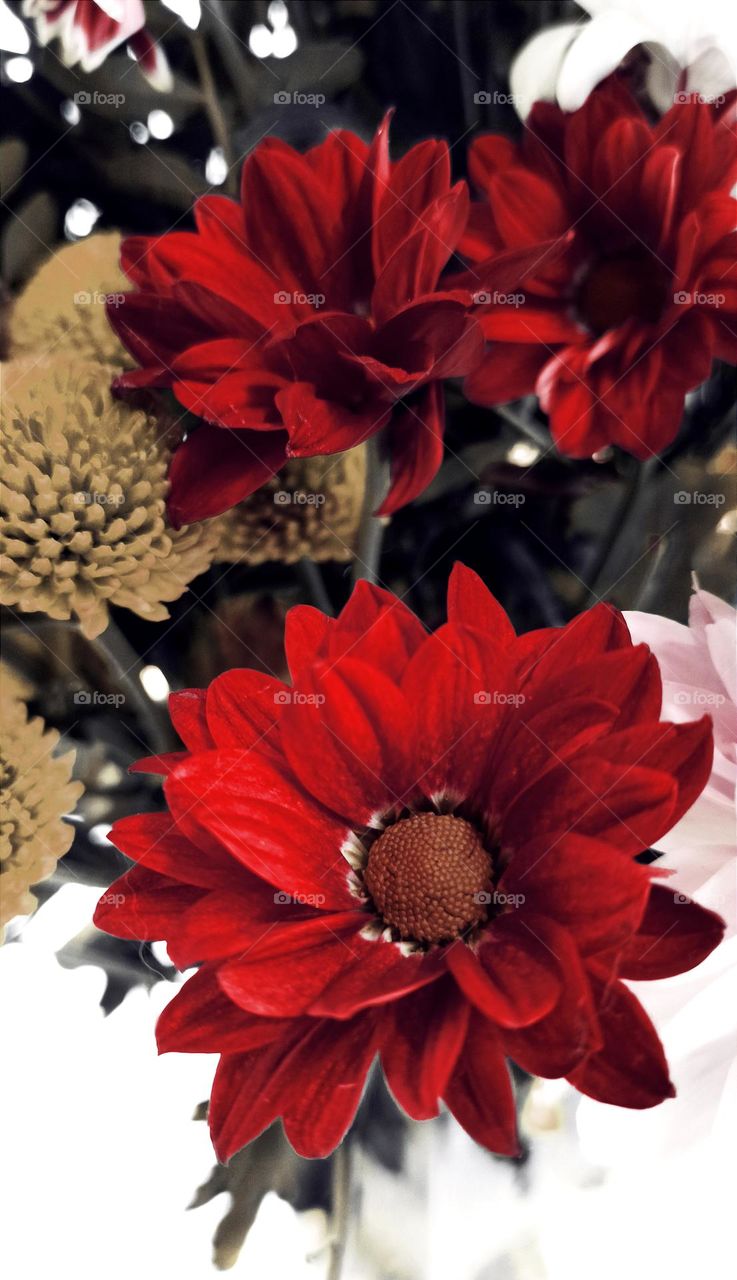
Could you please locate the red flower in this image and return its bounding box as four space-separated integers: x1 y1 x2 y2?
107 117 546 525
461 78 737 458
23 0 171 88
95 566 724 1161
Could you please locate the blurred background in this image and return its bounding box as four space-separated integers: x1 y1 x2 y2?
1 1 735 1276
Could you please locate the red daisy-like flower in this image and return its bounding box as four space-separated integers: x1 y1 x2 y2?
107 116 551 525
461 78 737 458
95 565 724 1162
23 0 172 89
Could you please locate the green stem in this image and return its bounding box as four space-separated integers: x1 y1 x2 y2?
352 436 390 587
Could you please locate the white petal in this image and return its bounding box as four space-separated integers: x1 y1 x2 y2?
556 10 656 111
508 23 580 120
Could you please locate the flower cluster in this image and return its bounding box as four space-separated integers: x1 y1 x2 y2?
95 566 724 1161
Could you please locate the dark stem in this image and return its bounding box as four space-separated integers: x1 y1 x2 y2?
578 457 654 608
190 28 236 193
327 1137 353 1280
203 0 252 114
94 617 174 755
4 614 172 755
297 557 334 616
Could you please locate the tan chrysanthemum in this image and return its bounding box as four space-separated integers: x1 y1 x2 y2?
0 689 82 932
214 447 367 565
9 233 131 367
1 359 219 638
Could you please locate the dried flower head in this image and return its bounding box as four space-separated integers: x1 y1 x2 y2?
0 686 82 933
214 448 367 566
1 359 219 638
9 233 131 368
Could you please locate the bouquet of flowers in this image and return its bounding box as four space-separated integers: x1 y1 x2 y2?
2 3 735 1277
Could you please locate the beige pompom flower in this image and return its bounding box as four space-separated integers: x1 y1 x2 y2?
0 680 83 933
9 233 131 368
214 447 367 566
0 359 219 638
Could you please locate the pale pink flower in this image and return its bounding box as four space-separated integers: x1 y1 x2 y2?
625 584 736 925
23 0 172 89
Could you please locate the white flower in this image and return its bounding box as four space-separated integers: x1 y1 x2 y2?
510 0 737 119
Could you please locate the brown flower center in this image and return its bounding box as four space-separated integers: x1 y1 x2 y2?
364 812 493 945
576 248 670 335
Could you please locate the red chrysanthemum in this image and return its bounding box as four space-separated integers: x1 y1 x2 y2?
461 78 737 458
23 0 171 89
95 565 724 1162
107 117 549 525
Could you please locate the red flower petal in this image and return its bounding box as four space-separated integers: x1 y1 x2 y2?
582 716 714 840
446 914 561 1029
93 866 201 942
499 834 650 957
278 382 390 457
169 688 213 750
501 931 600 1078
156 966 290 1054
446 562 516 646
618 883 725 980
402 621 515 800
280 657 414 823
167 425 287 526
108 811 245 890
210 1013 379 1161
443 1013 519 1156
282 1013 381 1157
502 755 677 855
205 669 286 751
326 581 427 677
380 979 470 1120
164 750 353 907
218 914 362 1016
464 342 549 405
284 604 333 683
567 979 674 1109
309 936 445 1019
377 383 445 517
